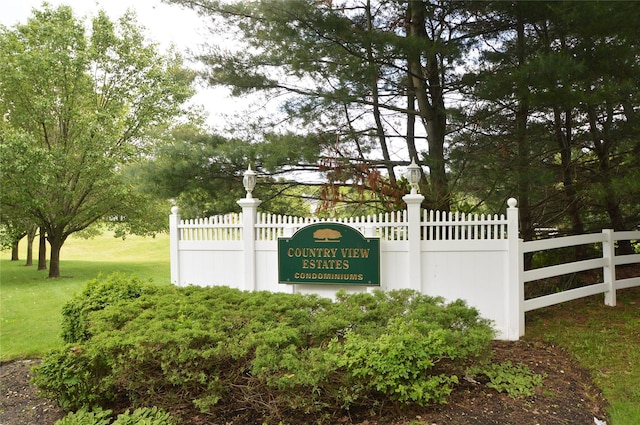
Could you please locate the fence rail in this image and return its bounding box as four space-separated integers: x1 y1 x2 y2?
522 229 640 313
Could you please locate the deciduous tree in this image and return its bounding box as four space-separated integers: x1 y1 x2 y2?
0 5 194 277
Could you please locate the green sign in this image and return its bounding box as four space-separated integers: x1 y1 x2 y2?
278 223 380 285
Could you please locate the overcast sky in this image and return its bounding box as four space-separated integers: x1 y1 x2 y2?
1 0 203 51
0 0 243 128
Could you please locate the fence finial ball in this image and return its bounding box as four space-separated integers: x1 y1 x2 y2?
507 198 517 208
171 206 179 215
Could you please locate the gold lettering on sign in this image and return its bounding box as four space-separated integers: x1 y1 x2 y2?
301 259 350 270
294 272 364 281
288 247 373 260
340 248 370 258
287 247 338 258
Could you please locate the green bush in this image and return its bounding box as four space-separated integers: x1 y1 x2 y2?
33 344 114 410
334 319 460 405
60 273 158 343
36 281 495 420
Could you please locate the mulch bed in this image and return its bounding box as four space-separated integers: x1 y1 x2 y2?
1 339 608 425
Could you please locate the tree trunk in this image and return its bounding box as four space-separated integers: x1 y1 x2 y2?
11 239 19 261
516 112 533 244
405 74 431 201
406 1 449 212
553 107 586 260
557 110 584 236
47 230 67 278
599 154 633 255
25 226 37 267
366 0 396 186
514 7 533 243
38 227 47 270
587 105 634 255
512 5 535 272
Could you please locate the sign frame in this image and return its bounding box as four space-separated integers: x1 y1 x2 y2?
278 222 380 286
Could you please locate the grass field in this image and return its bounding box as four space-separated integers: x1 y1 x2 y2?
0 232 170 360
1 232 638 424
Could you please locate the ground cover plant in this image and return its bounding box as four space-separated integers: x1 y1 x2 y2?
33 276 498 423
53 406 175 425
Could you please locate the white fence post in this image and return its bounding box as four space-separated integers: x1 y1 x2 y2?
505 198 522 339
169 206 181 285
402 193 424 293
237 165 262 291
602 229 616 307
237 197 261 291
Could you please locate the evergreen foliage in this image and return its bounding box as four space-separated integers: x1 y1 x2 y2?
158 0 639 241
60 273 159 344
34 275 495 419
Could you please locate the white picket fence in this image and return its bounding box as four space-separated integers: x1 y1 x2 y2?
175 210 510 242
170 194 640 340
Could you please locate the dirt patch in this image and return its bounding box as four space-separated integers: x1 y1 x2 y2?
0 340 608 425
0 359 65 425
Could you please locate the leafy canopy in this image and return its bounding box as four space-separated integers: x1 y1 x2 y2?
0 4 195 276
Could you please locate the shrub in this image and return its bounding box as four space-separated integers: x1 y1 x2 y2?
327 293 494 406
36 282 495 421
60 273 158 343
33 343 115 410
334 319 460 405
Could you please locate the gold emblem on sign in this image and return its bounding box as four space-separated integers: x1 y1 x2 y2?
313 228 342 242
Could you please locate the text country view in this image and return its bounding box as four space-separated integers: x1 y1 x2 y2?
286 247 371 259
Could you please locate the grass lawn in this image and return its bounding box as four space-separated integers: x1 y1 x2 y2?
1 232 638 424
0 232 170 360
525 284 640 425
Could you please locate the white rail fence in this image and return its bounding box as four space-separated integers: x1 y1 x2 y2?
170 192 640 340
521 231 640 314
